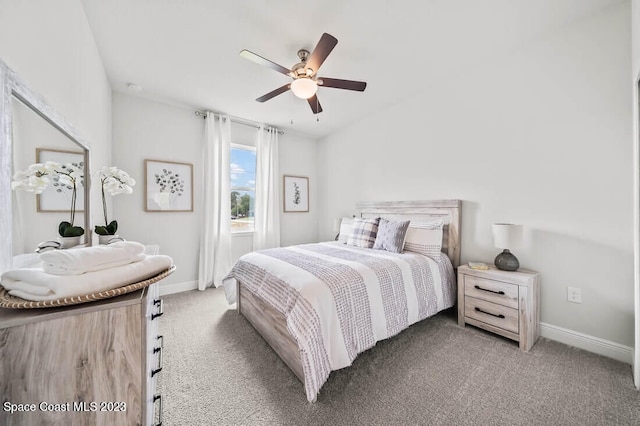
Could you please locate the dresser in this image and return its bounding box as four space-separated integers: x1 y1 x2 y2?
457 265 540 351
0 283 164 425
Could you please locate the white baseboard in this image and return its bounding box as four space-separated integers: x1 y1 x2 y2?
159 280 198 296
540 322 633 364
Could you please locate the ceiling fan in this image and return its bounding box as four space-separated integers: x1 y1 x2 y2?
240 33 367 114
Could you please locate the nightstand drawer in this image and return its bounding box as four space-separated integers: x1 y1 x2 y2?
464 275 518 309
464 296 519 334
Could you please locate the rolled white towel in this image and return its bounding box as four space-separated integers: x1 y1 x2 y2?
39 241 146 276
1 254 173 301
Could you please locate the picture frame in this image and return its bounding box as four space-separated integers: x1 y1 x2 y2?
144 159 194 212
36 148 85 212
283 175 309 213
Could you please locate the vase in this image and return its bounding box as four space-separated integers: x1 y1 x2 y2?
494 249 520 271
58 236 82 249
98 234 122 245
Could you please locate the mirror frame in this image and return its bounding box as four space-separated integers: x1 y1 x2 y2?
0 59 91 273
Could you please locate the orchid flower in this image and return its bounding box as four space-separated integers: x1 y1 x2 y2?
95 166 136 235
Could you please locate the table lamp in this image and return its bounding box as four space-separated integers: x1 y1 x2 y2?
492 223 523 271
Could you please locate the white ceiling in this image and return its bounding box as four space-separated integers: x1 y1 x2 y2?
81 0 623 139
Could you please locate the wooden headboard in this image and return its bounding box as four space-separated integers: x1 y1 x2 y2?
356 200 462 268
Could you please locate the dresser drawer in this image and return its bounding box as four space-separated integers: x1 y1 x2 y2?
464 296 519 334
464 275 518 309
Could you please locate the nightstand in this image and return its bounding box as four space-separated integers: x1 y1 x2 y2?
457 264 540 351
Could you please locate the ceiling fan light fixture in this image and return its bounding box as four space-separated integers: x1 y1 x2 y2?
290 77 318 99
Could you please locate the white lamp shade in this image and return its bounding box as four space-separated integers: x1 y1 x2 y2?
492 223 523 249
291 77 318 99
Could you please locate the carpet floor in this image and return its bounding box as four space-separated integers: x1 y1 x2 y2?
156 288 640 425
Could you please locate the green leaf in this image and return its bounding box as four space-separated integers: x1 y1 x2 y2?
106 220 118 235
63 226 85 237
95 221 118 235
58 221 71 237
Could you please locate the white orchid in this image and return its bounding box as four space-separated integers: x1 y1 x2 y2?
98 166 135 196
12 161 85 237
11 162 57 193
95 166 136 235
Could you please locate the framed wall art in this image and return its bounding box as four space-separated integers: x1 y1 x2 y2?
36 148 85 212
144 159 193 212
283 175 309 213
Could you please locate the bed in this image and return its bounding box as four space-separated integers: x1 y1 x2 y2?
225 200 461 402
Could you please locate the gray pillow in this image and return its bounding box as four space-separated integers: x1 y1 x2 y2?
373 218 410 253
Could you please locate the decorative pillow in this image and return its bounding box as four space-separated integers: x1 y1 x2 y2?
346 218 380 248
373 218 410 253
337 217 354 244
403 225 443 258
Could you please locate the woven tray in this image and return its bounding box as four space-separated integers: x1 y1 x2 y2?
0 265 176 309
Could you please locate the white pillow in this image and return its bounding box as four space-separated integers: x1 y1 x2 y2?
403 225 443 258
337 217 354 244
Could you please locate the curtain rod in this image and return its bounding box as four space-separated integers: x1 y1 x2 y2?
194 111 284 135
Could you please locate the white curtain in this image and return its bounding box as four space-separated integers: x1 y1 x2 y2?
253 125 280 250
198 113 232 290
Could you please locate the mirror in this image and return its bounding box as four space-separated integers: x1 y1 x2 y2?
0 59 91 274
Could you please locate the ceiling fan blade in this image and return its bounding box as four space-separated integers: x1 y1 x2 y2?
256 84 291 102
306 33 338 75
307 95 323 114
318 77 367 92
240 49 291 76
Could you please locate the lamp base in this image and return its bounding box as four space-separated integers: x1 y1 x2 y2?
494 249 519 271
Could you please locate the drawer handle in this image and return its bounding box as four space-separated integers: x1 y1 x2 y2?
474 285 505 295
151 345 163 377
156 334 164 349
152 299 164 320
474 307 505 319
153 394 163 426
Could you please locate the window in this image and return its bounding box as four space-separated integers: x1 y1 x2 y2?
230 144 256 233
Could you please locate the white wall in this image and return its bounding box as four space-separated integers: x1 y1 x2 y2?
112 93 318 289
634 1 640 77
111 93 203 289
631 0 640 387
318 3 633 347
0 0 111 250
279 131 318 247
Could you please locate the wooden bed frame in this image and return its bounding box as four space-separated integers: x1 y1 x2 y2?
236 200 462 384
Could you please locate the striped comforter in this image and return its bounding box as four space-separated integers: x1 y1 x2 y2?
224 242 456 402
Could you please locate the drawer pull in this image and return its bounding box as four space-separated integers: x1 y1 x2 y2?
151 345 163 377
474 285 505 295
153 394 163 426
152 299 164 320
474 307 505 319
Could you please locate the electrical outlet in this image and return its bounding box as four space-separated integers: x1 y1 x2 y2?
567 287 582 303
